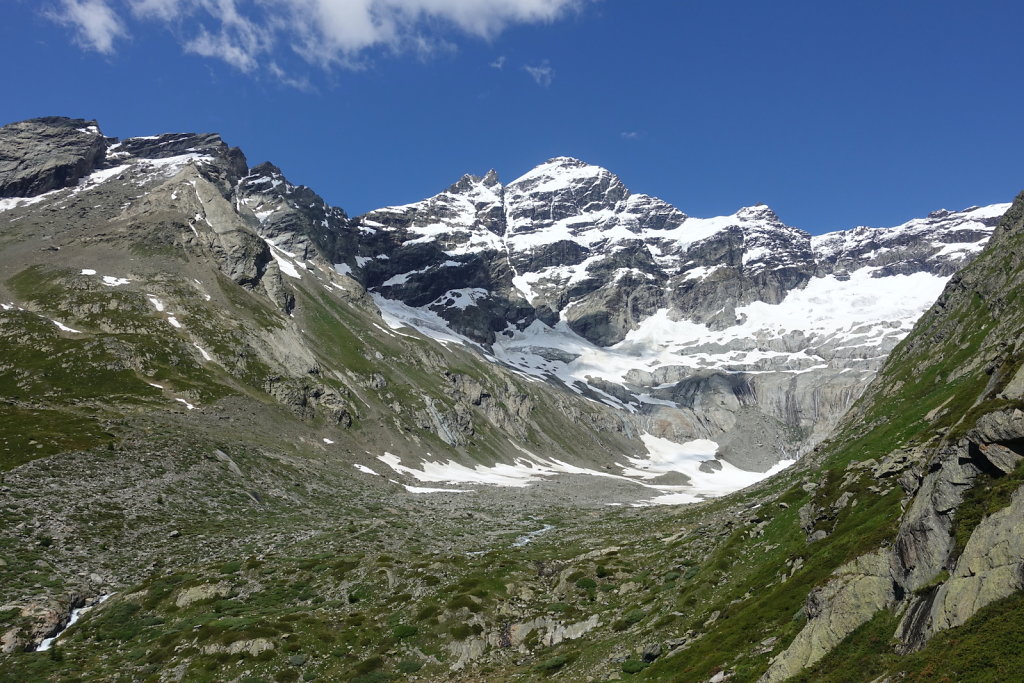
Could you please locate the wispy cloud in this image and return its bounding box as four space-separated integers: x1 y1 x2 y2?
267 62 315 92
524 60 554 87
489 55 506 70
46 0 586 83
48 0 127 54
621 131 644 141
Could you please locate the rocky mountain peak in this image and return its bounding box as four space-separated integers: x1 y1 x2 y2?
0 116 108 198
239 162 291 194
481 168 501 187
445 171 504 198
811 202 1009 278
507 156 624 194
503 158 630 243
248 161 284 177
520 155 598 174
112 132 228 160
736 203 782 224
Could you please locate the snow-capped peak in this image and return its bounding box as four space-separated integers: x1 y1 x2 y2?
507 156 622 192
445 171 504 198
736 204 782 224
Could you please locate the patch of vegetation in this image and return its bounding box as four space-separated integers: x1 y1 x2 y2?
536 652 575 673
0 406 113 471
621 659 648 674
391 624 416 639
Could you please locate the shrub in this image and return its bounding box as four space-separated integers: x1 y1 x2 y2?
622 659 648 674
447 594 479 612
611 608 644 632
415 604 440 621
536 654 568 672
353 656 384 674
397 659 423 673
216 559 241 574
449 623 483 640
392 624 417 639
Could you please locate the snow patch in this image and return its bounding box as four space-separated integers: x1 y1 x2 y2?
403 485 473 494
431 288 489 310
193 344 212 361
624 434 795 504
375 441 785 504
264 239 302 279
377 452 543 488
50 319 82 333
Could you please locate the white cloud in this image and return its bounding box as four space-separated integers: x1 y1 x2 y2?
490 55 506 69
268 62 315 92
50 0 127 54
524 59 554 87
621 131 642 141
128 0 188 21
48 0 585 81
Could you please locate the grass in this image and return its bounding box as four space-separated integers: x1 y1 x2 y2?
0 406 113 471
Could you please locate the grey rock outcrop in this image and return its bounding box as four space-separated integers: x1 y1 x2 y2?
760 551 895 682
0 117 108 198
917 485 1024 637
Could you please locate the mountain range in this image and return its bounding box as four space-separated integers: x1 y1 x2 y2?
0 116 1022 682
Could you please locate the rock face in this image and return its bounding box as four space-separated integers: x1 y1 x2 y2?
760 551 895 682
0 117 108 198
766 420 1024 681
921 485 1024 635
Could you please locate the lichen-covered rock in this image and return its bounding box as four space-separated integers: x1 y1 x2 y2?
175 583 232 608
203 637 275 656
891 444 980 592
903 484 1024 649
968 408 1024 445
760 550 895 683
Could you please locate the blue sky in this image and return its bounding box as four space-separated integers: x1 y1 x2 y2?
3 0 1023 233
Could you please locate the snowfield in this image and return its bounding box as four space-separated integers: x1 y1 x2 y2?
375 438 793 505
